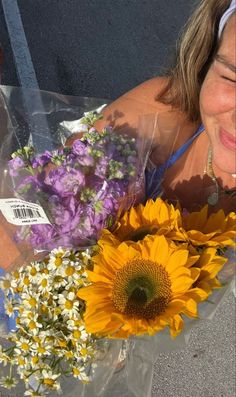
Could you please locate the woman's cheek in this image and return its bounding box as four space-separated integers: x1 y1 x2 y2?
200 77 234 116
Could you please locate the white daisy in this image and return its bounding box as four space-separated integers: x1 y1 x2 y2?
37 272 52 293
58 291 80 318
47 247 70 271
41 370 61 390
0 376 18 389
72 366 89 382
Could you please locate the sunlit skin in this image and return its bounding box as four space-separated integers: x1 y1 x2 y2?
200 13 236 179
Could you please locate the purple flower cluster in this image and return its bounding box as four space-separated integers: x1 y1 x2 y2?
9 114 141 250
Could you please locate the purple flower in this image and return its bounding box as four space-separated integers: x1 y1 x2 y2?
8 156 25 176
95 157 109 178
49 195 83 234
45 167 85 197
17 174 45 197
72 140 94 166
31 151 52 168
29 224 57 248
72 140 87 156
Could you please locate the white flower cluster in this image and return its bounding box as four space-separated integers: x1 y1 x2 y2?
0 247 98 396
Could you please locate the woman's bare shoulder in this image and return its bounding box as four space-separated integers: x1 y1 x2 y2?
124 76 169 103
96 77 171 132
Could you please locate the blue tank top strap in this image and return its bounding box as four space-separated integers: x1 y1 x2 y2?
145 124 205 199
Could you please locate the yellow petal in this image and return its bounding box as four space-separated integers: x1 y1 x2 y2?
183 298 198 318
149 235 169 264
171 276 194 293
198 260 226 281
169 267 190 281
166 249 189 273
169 314 184 338
190 268 201 283
86 270 111 284
77 284 111 301
197 248 218 268
185 288 209 302
185 255 200 268
84 305 115 332
163 299 186 316
204 209 226 233
183 205 208 230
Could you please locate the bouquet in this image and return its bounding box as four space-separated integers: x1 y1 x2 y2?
6 111 142 251
0 198 235 396
0 86 235 397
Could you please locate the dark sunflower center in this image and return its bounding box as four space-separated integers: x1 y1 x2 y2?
112 259 172 320
125 226 158 242
130 286 148 303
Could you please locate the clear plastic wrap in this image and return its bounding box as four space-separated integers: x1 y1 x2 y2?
0 86 155 270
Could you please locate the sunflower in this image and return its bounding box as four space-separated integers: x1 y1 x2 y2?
190 247 227 295
113 197 181 243
170 205 236 249
77 235 206 339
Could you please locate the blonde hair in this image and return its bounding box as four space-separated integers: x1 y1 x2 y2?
157 0 232 122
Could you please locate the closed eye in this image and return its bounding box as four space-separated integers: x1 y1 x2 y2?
221 75 236 83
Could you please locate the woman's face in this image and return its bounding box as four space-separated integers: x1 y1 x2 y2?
199 13 236 174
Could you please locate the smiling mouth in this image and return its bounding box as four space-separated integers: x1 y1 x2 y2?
219 129 236 151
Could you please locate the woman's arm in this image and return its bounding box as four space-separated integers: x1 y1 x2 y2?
95 76 171 135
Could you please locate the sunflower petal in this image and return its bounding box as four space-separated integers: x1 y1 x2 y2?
165 249 189 273
182 298 198 318
171 276 194 293
169 314 184 338
185 287 209 302
149 235 169 264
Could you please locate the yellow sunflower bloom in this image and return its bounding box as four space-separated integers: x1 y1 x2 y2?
171 205 236 249
77 235 203 339
190 247 226 295
113 197 181 243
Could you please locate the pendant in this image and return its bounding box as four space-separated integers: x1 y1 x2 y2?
207 192 218 206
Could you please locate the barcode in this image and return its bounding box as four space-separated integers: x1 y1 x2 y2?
13 207 42 219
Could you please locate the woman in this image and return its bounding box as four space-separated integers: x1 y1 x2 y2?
95 0 236 214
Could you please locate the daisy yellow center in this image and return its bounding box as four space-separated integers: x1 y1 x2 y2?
44 378 55 387
30 267 37 276
37 346 46 354
55 257 63 267
65 266 75 276
28 297 37 307
73 368 81 376
32 356 39 364
29 320 37 330
21 342 29 351
65 300 73 310
41 278 48 288
112 259 171 320
23 276 30 286
73 330 81 339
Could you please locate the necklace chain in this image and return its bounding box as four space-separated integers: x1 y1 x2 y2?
204 148 236 206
